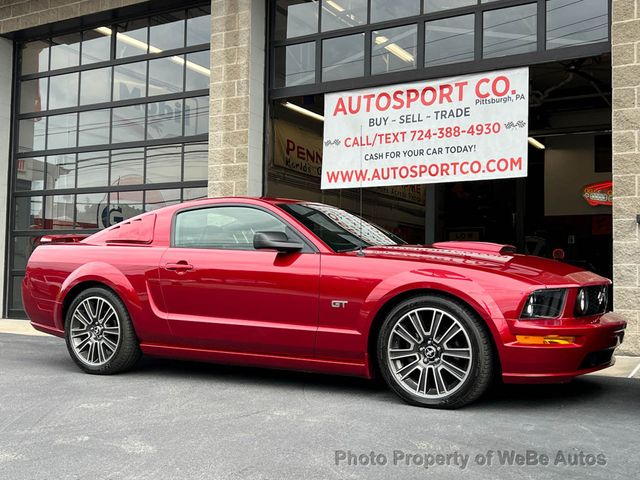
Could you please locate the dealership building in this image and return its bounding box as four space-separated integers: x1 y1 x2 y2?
0 0 638 354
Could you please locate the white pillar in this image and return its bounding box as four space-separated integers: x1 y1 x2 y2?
247 0 265 196
0 38 12 315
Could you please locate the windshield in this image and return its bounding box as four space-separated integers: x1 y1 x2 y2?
278 202 405 252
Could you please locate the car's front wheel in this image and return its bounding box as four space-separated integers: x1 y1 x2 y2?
64 287 141 374
377 294 495 409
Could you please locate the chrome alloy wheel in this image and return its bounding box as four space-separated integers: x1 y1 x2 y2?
69 296 121 366
387 307 473 399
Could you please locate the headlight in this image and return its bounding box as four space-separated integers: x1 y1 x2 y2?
520 289 567 319
575 288 589 316
574 285 608 316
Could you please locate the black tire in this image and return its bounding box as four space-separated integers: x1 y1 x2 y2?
377 294 495 409
64 287 141 374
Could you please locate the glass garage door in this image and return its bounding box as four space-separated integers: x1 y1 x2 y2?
9 4 211 316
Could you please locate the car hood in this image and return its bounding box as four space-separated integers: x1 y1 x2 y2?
360 241 609 287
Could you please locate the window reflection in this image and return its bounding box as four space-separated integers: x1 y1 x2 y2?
150 12 186 51
15 157 45 191
49 73 79 110
547 0 609 49
46 154 76 190
82 29 111 64
47 113 78 150
76 192 107 229
187 6 212 45
20 78 48 113
77 151 109 188
80 67 112 105
321 0 367 32
184 96 209 136
78 109 111 147
21 41 49 75
371 0 419 23
109 190 144 225
50 34 80 70
113 61 147 101
184 142 208 181
13 237 37 270
424 0 475 12
275 0 319 39
372 25 417 75
185 51 211 91
322 33 365 81
46 194 75 229
14 196 43 231
183 187 208 200
19 118 46 153
112 105 146 143
274 42 315 88
147 100 184 139
116 19 149 59
145 189 181 211
146 145 181 183
11 277 25 310
148 56 185 96
425 14 475 67
111 148 144 185
483 4 537 58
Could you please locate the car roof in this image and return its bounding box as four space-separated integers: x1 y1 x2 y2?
168 197 307 210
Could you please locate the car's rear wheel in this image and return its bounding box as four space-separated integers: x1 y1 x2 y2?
64 287 141 374
377 294 495 409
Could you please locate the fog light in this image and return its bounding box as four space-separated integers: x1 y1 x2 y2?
516 335 576 345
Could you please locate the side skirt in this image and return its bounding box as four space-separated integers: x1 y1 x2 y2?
140 343 371 378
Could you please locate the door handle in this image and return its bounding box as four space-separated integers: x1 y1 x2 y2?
164 261 194 272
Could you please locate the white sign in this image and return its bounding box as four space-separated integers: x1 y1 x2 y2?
321 68 529 189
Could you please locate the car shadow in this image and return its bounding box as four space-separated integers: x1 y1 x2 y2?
133 356 640 410
134 356 385 393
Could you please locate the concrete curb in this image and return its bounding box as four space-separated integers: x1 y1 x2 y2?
0 318 48 337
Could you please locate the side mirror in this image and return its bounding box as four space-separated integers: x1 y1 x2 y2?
253 231 303 253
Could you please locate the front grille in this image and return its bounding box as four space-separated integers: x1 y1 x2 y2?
579 349 614 370
575 285 609 317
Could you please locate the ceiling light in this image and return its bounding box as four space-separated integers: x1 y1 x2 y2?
374 35 389 45
283 102 324 122
383 43 414 63
326 0 345 12
95 27 210 77
374 35 414 63
528 137 546 150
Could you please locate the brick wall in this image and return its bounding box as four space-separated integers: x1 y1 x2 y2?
0 0 147 34
612 0 640 355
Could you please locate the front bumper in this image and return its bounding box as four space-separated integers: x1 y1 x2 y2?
500 311 627 384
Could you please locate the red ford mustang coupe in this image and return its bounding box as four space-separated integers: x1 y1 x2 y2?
24 197 626 408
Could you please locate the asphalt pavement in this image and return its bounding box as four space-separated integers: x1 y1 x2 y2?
0 332 639 480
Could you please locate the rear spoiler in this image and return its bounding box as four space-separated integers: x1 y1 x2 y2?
38 234 90 245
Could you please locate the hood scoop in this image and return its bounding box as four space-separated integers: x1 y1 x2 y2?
431 241 516 256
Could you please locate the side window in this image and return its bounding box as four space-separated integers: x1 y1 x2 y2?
174 206 289 249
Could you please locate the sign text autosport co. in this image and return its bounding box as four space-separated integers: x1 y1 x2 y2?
321 68 529 189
